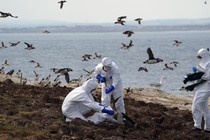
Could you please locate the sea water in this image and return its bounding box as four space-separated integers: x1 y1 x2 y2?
0 30 210 94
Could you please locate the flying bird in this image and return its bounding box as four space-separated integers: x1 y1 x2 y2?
143 47 163 64
54 68 73 84
134 18 143 25
58 0 67 9
117 16 127 21
0 11 18 18
138 67 148 72
9 41 20 47
115 16 127 25
163 63 174 71
123 30 134 37
121 40 134 50
24 42 35 50
173 40 182 47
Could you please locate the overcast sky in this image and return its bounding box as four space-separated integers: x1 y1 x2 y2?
1 0 210 23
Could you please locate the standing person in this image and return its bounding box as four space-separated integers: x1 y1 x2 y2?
94 57 125 123
185 48 210 132
61 78 114 124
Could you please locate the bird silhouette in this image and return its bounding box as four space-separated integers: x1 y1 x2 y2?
114 20 126 25
58 0 67 9
54 68 73 84
138 67 148 72
121 40 133 50
173 40 182 47
123 30 134 37
24 42 35 50
143 47 163 64
117 16 127 21
163 63 174 71
9 41 20 47
0 11 18 18
134 18 143 25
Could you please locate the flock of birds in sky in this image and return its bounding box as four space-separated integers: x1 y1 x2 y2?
0 0 208 90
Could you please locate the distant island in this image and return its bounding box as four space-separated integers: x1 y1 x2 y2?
0 18 210 33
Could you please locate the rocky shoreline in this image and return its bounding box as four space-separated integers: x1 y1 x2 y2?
1 73 210 139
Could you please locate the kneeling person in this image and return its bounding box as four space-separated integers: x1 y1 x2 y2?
61 78 114 123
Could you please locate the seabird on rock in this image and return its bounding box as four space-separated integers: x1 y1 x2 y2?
143 47 163 64
0 11 18 18
58 0 67 9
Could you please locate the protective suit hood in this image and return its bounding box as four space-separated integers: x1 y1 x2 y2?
197 48 210 70
81 78 98 94
102 57 113 67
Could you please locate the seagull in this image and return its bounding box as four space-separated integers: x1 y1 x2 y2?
134 18 143 25
143 47 163 64
123 30 134 37
9 41 20 47
24 42 35 50
173 40 182 47
163 63 174 71
58 0 67 9
150 76 166 89
138 67 148 72
54 68 73 84
0 11 18 18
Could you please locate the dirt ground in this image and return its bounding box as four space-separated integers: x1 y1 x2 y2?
0 79 210 140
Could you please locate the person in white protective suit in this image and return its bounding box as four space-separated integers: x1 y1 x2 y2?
94 57 125 123
61 78 115 124
188 48 210 133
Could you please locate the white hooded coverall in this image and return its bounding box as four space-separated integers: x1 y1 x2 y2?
192 48 210 131
61 79 105 123
94 57 125 115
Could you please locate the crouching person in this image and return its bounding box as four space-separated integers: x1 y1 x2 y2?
61 78 115 124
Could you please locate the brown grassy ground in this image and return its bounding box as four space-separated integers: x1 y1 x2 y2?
0 79 210 140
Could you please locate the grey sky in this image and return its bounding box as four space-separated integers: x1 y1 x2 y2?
0 0 210 23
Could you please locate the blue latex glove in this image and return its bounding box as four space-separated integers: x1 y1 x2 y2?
192 67 197 73
105 85 115 94
96 74 106 83
101 107 114 115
